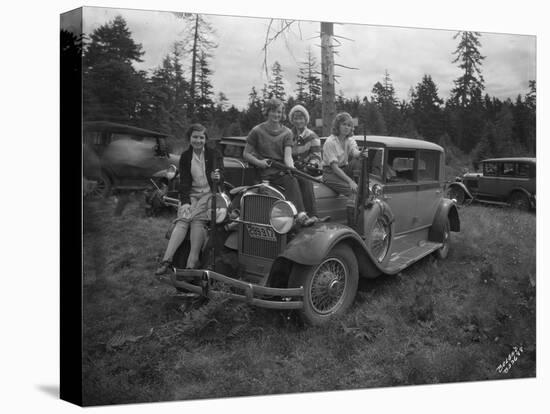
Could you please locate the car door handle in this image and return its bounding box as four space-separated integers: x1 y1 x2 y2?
436 190 442 194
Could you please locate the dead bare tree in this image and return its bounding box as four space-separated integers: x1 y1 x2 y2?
262 20 356 135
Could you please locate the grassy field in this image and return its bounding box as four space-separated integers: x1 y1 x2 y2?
82 196 536 406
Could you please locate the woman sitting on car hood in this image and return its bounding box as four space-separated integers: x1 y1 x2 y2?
156 123 224 275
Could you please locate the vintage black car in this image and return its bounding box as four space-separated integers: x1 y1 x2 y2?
164 135 460 325
83 121 178 198
446 157 536 211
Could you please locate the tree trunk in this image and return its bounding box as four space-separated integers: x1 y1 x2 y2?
189 14 199 117
321 22 335 136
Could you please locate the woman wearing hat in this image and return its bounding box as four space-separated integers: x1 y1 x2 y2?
243 98 315 226
288 104 321 221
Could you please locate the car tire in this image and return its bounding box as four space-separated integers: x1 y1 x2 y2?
446 186 465 205
434 218 451 260
509 191 530 211
288 243 358 325
90 171 112 199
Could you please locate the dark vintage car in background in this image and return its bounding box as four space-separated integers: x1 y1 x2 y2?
83 121 179 198
446 157 536 211
165 136 460 325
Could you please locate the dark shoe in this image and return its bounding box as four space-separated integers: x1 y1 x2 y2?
303 215 319 226
296 212 312 226
155 261 172 276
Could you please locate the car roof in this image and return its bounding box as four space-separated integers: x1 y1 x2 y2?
482 157 536 163
349 135 444 152
83 121 169 138
221 136 247 145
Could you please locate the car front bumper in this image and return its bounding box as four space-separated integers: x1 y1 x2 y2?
163 268 305 310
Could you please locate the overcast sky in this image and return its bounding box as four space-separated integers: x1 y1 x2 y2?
73 6 536 110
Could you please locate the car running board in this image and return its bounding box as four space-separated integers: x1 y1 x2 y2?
384 241 443 274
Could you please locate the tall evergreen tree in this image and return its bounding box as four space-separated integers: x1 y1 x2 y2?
176 13 217 117
450 31 485 107
447 31 486 151
371 70 401 135
240 86 265 133
295 48 322 107
410 74 444 141
83 15 145 122
267 61 286 102
141 43 189 137
195 50 215 123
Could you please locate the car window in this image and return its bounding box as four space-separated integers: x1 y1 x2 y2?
387 149 416 182
223 144 244 158
484 162 498 176
501 162 515 177
517 163 530 178
366 148 384 178
418 150 440 181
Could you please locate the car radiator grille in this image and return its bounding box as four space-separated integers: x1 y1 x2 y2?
241 194 285 259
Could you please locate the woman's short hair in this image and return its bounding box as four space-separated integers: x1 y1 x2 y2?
331 112 354 137
185 123 208 140
263 97 286 121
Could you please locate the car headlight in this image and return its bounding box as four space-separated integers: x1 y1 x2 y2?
270 200 297 234
207 192 231 223
166 164 177 180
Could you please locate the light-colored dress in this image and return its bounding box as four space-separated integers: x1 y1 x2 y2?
175 150 212 223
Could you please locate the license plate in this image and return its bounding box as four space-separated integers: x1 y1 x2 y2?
246 224 277 241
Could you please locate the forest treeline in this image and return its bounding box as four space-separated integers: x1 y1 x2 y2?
62 15 536 165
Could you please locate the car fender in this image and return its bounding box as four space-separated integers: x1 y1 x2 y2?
447 181 474 200
429 198 460 243
276 221 384 279
508 186 534 200
278 223 365 266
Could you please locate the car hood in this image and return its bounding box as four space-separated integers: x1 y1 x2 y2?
101 138 179 176
463 172 482 178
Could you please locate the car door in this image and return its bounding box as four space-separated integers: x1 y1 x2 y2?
494 161 517 200
477 161 499 200
416 150 442 228
383 149 418 234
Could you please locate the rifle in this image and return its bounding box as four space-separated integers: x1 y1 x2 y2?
266 159 323 183
208 156 219 271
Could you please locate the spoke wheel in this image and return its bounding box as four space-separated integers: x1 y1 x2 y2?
447 186 465 205
89 172 112 199
369 216 391 263
289 244 358 325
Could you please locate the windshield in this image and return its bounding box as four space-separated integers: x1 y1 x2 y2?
366 147 384 178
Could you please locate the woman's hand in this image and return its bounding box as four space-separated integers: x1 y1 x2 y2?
349 180 358 193
178 203 191 219
257 159 270 169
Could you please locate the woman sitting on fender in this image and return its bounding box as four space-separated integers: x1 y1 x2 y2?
156 123 223 275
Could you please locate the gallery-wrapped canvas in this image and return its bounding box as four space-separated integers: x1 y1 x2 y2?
61 5 536 407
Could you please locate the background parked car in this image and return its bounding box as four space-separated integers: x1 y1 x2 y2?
446 157 536 211
83 121 179 198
